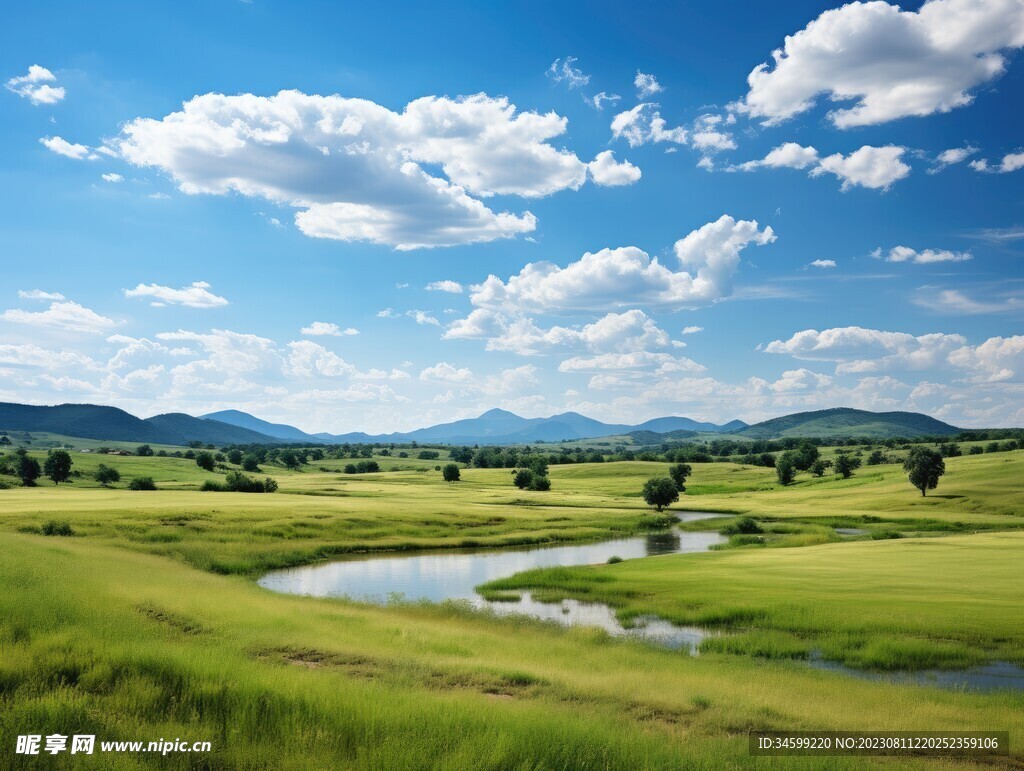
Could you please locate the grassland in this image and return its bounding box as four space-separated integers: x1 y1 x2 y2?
0 447 1022 767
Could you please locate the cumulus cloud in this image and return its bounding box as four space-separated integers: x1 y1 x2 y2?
929 145 977 173
970 151 1024 173
764 326 968 374
808 259 837 269
873 246 972 264
735 0 1024 127
480 364 539 395
733 143 910 190
546 57 590 89
5 65 65 105
114 91 610 249
468 214 775 312
682 326 703 335
610 104 687 147
634 71 663 98
124 281 229 308
406 310 441 326
419 361 473 383
0 298 116 334
39 136 92 160
18 290 65 301
690 114 736 153
587 150 642 186
559 351 705 373
301 321 358 336
425 280 463 294
101 173 123 183
948 336 1024 382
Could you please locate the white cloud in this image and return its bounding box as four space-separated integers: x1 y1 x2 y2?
40 136 92 160
101 173 123 183
5 65 65 105
285 340 355 378
929 145 977 173
124 281 229 309
0 343 98 370
682 326 703 335
808 259 837 269
587 150 642 186
765 326 968 374
691 114 736 153
18 290 65 301
735 0 1024 127
811 145 911 191
547 57 590 89
419 362 473 383
970 151 1024 173
948 336 1024 382
480 364 539 395
301 321 359 336
913 287 1022 314
114 91 611 249
425 280 463 294
873 245 972 264
634 71 663 98
469 214 775 312
0 299 116 334
559 351 705 373
610 104 687 147
733 143 910 190
588 92 621 110
406 310 441 326
377 307 398 318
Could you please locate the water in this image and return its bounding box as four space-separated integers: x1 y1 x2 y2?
808 656 1024 693
258 512 726 650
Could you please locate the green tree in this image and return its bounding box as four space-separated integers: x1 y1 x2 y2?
809 459 829 477
278 450 300 469
512 469 534 489
43 450 73 484
775 452 796 485
668 463 692 492
834 454 862 479
793 442 820 471
642 477 679 512
241 454 261 472
136 444 154 457
903 447 945 497
442 463 461 482
17 450 41 487
94 464 120 487
195 451 216 472
227 449 244 465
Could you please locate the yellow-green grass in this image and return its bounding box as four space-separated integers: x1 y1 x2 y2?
481 531 1024 672
2 533 1021 769
0 430 188 453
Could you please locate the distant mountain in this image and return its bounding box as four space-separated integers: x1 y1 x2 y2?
735 408 959 439
0 402 278 446
634 416 746 433
201 409 313 441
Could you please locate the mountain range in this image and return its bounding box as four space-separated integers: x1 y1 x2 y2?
0 401 962 447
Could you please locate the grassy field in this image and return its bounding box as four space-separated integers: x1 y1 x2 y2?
0 447 1022 767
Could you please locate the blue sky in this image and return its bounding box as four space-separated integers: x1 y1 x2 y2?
1 0 1022 432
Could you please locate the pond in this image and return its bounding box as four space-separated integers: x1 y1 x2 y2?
258 512 726 650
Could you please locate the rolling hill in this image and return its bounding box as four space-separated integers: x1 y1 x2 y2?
201 409 314 442
735 408 959 439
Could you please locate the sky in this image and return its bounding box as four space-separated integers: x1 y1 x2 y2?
1 0 1022 433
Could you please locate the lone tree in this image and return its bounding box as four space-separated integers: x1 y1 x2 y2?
668 463 692 492
136 444 154 457
442 463 461 482
903 446 945 496
195 451 216 472
833 454 862 479
16 450 41 487
94 464 121 487
642 477 680 512
43 450 73 485
776 452 796 485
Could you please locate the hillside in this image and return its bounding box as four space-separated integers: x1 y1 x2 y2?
735 408 959 439
201 409 313 441
145 413 279 445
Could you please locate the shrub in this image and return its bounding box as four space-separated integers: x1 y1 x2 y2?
195 452 216 471
41 520 74 536
127 477 158 491
94 464 120 486
200 471 278 493
607 556 623 564
720 516 763 536
529 475 551 492
442 464 461 482
512 469 534 489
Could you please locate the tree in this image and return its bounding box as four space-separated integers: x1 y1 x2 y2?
128 477 158 491
227 449 243 465
793 442 820 471
195 451 216 472
809 459 829 478
442 463 461 482
279 450 300 469
642 477 679 512
94 464 120 486
903 447 945 497
241 454 261 472
775 452 796 485
668 463 692 492
866 449 886 465
512 469 534 489
136 444 154 457
833 454 861 479
43 450 73 485
17 450 41 487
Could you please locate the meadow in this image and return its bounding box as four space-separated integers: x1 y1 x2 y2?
0 445 1022 767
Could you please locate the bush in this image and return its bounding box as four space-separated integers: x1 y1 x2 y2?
529 475 551 491
94 464 120 486
512 469 534 489
871 529 903 540
720 516 763 536
201 471 278 493
41 520 74 536
127 477 158 491
607 556 623 564
195 451 216 471
442 464 461 482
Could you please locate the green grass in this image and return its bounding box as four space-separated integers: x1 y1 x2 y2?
1 448 1022 767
